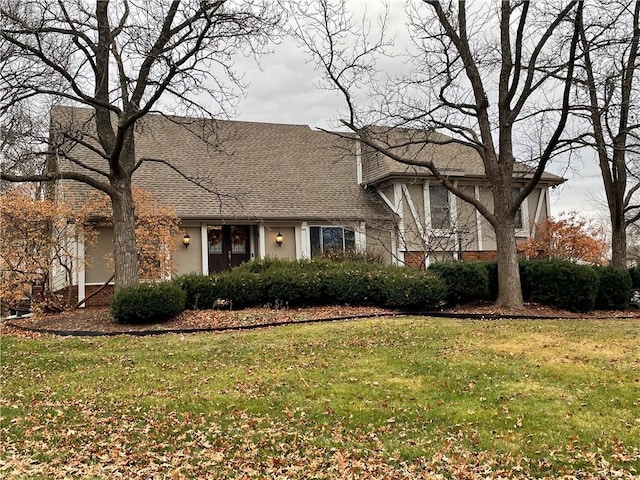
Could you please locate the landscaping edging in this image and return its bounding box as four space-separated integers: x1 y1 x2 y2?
7 310 635 337
3 313 399 337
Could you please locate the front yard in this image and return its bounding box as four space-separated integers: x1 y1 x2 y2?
1 317 639 479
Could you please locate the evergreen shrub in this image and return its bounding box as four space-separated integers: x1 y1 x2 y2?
428 261 490 305
173 274 220 310
628 266 640 289
320 267 387 306
384 272 447 310
111 281 186 324
263 269 322 306
526 259 599 312
518 259 536 302
233 256 297 274
595 266 632 310
170 259 448 311
483 261 499 301
216 271 267 309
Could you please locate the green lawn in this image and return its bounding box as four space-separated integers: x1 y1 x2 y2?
1 317 639 479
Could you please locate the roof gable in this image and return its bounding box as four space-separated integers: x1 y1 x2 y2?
359 126 565 185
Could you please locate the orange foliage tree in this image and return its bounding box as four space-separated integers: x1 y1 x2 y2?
519 211 608 265
1 187 180 313
88 188 181 280
0 186 94 312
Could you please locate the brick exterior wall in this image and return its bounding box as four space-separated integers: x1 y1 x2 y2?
404 251 426 269
461 250 498 261
56 285 114 307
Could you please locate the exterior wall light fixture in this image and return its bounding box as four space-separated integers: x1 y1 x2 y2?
275 232 284 246
182 232 191 249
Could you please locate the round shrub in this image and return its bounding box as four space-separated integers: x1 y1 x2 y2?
111 281 186 324
527 260 599 312
173 274 221 310
384 272 447 310
595 266 632 310
428 261 490 305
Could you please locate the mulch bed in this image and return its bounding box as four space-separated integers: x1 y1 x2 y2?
3 303 639 338
1 306 393 338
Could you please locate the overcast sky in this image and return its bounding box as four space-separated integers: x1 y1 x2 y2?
231 3 608 224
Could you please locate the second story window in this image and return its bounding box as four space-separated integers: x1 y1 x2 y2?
429 185 451 230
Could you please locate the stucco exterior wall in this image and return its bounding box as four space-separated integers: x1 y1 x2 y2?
478 187 497 250
85 227 114 284
265 226 296 259
365 226 394 264
385 180 554 260
51 224 78 291
455 185 480 251
173 226 203 276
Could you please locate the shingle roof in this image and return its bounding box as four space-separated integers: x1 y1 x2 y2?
51 106 391 221
360 127 565 185
51 107 564 222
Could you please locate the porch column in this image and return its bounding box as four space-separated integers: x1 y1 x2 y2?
76 232 86 308
475 186 484 251
200 223 209 275
258 224 266 260
355 222 366 253
298 222 310 259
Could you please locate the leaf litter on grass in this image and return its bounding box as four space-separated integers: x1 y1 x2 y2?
2 399 638 479
1 318 639 479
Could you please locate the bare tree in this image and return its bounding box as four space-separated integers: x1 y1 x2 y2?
0 0 281 286
0 102 49 192
573 0 640 268
293 0 581 308
368 195 479 268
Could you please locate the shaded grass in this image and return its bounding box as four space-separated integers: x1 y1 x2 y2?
1 317 639 478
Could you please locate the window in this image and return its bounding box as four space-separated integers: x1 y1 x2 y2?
429 185 451 230
207 226 223 254
310 226 355 257
512 188 523 229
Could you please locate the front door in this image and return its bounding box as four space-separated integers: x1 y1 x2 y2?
207 225 251 272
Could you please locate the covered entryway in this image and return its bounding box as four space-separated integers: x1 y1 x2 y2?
207 225 251 272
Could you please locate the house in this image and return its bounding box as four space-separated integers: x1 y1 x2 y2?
48 106 564 306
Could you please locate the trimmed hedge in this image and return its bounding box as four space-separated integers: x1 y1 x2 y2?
428 261 489 305
264 269 322 307
483 261 499 302
173 258 633 314
173 274 220 310
320 268 388 306
216 271 267 309
526 259 599 312
384 272 447 310
629 266 640 289
173 259 447 311
595 266 632 310
111 281 186 324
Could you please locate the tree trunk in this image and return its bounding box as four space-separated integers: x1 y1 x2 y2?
111 178 139 287
494 220 524 308
610 213 627 268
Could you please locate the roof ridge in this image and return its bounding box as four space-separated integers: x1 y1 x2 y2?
50 104 315 130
